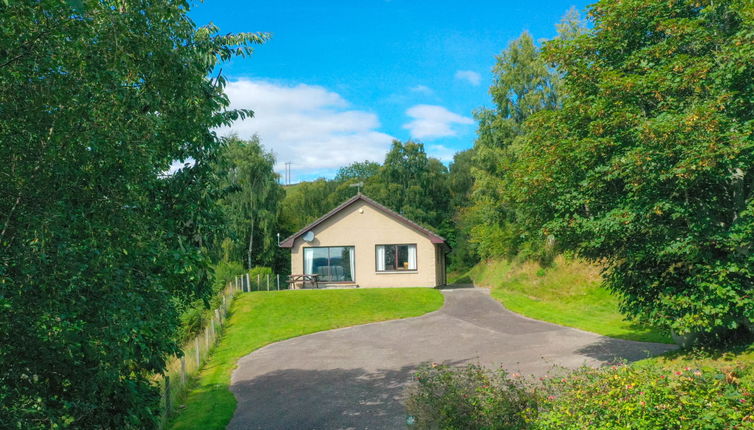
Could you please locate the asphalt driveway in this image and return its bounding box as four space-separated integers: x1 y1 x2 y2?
229 287 675 429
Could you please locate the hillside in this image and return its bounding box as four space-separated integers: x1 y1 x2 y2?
459 256 672 344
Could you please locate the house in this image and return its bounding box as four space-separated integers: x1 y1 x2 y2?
279 193 449 288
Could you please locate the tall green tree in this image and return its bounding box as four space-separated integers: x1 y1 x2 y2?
366 140 452 239
0 1 265 427
466 31 560 260
447 149 479 269
509 0 754 334
214 135 284 270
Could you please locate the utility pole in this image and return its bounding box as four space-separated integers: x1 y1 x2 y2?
284 162 292 185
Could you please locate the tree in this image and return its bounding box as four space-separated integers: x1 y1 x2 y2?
509 0 754 334
466 30 560 261
0 0 266 427
447 149 479 269
334 160 381 182
214 135 284 270
366 140 452 239
555 6 588 42
280 178 341 233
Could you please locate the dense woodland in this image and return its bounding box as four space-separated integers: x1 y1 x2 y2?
1 0 751 428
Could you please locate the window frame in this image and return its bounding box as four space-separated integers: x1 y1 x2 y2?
375 243 418 273
302 245 356 283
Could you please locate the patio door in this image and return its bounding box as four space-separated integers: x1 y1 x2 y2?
303 246 355 282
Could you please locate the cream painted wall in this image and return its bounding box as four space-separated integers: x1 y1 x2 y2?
290 200 442 287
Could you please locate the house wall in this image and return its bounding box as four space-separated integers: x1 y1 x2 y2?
290 200 441 287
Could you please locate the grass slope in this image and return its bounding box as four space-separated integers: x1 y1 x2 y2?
466 256 671 344
169 288 443 430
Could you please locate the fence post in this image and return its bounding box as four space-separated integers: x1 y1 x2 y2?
205 326 209 350
276 274 280 290
195 338 200 368
266 273 270 291
180 356 186 386
210 316 216 341
256 274 260 291
223 294 227 311
215 309 221 326
165 376 171 416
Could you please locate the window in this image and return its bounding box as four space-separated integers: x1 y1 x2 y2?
376 244 417 272
303 247 355 282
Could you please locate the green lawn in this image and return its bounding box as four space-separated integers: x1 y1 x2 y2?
169 288 444 430
468 256 672 344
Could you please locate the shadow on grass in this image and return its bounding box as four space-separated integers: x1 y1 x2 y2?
576 336 677 364
598 321 674 344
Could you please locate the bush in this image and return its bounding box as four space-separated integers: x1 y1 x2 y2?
176 261 244 343
405 361 754 430
213 260 245 295
405 363 538 429
537 363 754 429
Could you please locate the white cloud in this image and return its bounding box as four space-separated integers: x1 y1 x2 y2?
426 144 457 163
402 104 474 139
454 70 482 86
218 79 394 177
410 85 434 95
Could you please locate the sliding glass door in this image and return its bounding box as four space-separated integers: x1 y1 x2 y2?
303 246 355 282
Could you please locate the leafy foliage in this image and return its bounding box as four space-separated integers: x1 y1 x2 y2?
366 140 453 240
407 361 754 430
447 149 479 270
405 363 538 430
213 135 284 270
280 178 342 233
0 0 265 427
508 0 754 334
537 363 754 429
334 160 381 182
465 30 562 262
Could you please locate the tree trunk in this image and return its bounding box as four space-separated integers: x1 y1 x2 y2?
247 215 254 270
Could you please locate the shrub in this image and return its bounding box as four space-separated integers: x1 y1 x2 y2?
405 361 754 430
248 266 273 290
537 363 754 429
405 363 538 430
213 260 245 295
176 261 244 343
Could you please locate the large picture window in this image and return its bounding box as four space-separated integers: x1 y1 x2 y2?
376 244 417 272
303 246 355 282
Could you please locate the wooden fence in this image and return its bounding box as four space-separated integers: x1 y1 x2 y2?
157 272 285 428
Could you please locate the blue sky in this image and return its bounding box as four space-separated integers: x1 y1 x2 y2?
190 0 591 182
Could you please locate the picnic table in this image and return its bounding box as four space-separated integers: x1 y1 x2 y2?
288 274 320 289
